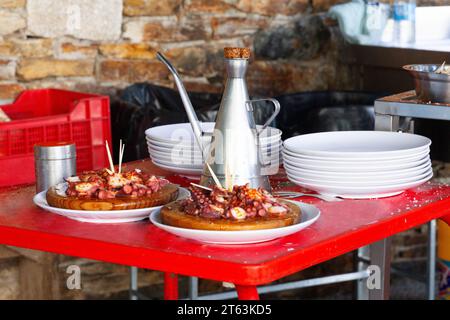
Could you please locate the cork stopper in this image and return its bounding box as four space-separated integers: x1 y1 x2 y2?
224 47 251 59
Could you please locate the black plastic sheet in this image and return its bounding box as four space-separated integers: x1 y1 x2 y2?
276 91 381 139
110 83 382 162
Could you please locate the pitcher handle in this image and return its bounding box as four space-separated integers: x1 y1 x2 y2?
246 98 281 136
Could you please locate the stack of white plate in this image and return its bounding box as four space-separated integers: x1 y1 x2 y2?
283 131 433 199
145 122 283 177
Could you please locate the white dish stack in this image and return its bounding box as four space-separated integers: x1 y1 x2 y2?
282 131 433 199
145 122 283 178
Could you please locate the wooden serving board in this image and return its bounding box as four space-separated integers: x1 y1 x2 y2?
46 184 179 211
161 200 301 231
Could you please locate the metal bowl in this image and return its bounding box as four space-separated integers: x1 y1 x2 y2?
403 64 450 103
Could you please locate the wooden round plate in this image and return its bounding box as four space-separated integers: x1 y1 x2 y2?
160 200 301 231
46 183 179 211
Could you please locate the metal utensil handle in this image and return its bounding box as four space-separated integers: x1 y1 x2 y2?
157 52 181 78
156 52 205 159
246 98 281 136
273 191 343 202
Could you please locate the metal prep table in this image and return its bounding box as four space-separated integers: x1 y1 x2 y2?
368 90 450 300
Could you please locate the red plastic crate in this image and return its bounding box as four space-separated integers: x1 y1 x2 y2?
0 89 112 187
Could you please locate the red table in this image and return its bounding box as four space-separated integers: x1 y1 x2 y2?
0 160 449 300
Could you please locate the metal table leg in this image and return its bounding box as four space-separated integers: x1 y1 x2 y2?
374 114 400 132
356 238 392 300
356 246 370 300
368 238 392 300
427 219 437 300
129 266 138 300
188 276 199 300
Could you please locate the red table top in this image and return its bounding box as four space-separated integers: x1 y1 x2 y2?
1 159 450 286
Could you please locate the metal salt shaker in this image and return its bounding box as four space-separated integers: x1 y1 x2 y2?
34 142 76 193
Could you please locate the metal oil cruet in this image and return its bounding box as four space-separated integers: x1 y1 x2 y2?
157 47 280 191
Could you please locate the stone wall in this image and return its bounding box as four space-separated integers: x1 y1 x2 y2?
0 0 359 102
417 0 450 5
0 0 444 100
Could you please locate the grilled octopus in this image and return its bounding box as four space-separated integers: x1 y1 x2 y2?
182 184 289 221
65 169 169 200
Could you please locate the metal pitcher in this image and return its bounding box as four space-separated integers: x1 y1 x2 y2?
157 48 280 191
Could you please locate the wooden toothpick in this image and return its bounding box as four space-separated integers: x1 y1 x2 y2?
230 172 234 192
121 143 125 173
118 140 122 173
119 139 125 174
206 163 223 189
190 182 213 192
225 163 234 191
105 140 115 173
225 163 230 191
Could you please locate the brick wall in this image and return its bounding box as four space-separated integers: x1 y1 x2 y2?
417 0 450 5
0 0 444 100
0 0 360 101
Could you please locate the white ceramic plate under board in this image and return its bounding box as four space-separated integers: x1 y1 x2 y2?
33 187 190 223
150 201 320 244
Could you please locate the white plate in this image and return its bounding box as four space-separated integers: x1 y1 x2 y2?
152 158 203 169
284 162 432 181
150 156 204 167
149 201 320 244
283 155 430 172
287 172 433 199
147 145 205 160
151 159 281 177
147 137 212 150
148 146 203 158
282 147 430 163
149 152 204 165
282 150 429 167
146 135 280 148
283 131 431 158
149 154 281 168
147 142 207 154
147 139 281 153
149 148 281 166
286 168 432 187
152 159 203 175
33 187 191 224
146 122 215 143
145 123 282 144
147 145 282 164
